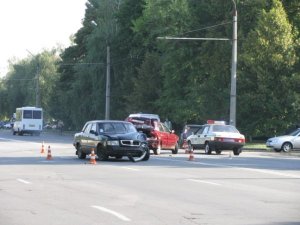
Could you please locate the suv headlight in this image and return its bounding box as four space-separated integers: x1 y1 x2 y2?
107 140 119 146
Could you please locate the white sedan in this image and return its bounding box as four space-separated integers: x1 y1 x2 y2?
266 128 300 152
4 123 12 129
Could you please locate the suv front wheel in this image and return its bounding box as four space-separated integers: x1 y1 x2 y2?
77 144 86 159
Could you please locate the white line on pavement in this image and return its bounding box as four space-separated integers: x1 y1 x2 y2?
17 178 31 184
121 167 140 171
155 157 300 179
91 205 131 222
187 179 221 186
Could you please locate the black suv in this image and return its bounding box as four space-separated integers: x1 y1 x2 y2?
73 120 150 161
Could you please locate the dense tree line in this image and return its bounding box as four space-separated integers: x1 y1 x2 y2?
0 0 299 139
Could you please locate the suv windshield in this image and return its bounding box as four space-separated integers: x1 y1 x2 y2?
98 122 136 134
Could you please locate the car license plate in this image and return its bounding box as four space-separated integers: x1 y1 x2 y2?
29 124 35 127
223 138 234 142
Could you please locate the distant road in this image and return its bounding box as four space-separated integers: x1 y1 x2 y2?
1 129 300 225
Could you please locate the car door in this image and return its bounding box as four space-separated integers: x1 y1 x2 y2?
87 122 98 151
81 123 92 151
198 126 210 148
157 123 169 149
293 131 300 149
161 123 177 148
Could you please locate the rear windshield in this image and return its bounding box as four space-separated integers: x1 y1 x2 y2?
23 110 42 119
98 122 137 134
211 125 239 133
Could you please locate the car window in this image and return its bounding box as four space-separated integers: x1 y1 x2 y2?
83 123 92 134
90 123 97 134
103 123 114 133
113 123 127 133
123 123 137 133
212 125 239 133
288 128 300 136
202 126 209 134
161 123 170 132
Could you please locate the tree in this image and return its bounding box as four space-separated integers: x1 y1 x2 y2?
239 0 297 136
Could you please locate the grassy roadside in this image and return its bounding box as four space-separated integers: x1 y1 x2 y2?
243 141 269 150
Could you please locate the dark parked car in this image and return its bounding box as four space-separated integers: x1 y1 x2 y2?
73 120 150 161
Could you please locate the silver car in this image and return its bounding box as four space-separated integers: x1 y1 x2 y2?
266 128 300 152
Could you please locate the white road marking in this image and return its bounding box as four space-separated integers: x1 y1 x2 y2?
187 179 221 186
121 167 140 171
155 157 300 179
91 205 131 222
17 178 31 184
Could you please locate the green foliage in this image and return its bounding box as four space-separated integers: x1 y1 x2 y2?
1 0 299 137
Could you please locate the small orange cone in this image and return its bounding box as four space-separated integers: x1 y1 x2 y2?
46 145 53 160
89 148 97 165
188 150 194 161
40 142 45 154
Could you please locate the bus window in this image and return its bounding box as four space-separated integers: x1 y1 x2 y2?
23 110 33 119
33 111 42 119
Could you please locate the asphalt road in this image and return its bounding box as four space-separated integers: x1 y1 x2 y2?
1 129 300 225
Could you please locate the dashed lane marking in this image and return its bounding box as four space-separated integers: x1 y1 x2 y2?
91 205 131 222
17 178 31 184
187 179 222 186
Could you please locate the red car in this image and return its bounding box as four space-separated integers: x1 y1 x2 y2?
126 114 179 155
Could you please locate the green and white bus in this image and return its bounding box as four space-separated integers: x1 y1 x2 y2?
13 107 43 136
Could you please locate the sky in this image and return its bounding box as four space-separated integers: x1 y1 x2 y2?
0 0 87 77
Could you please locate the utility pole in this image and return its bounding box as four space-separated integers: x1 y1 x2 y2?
229 0 237 126
105 46 110 120
26 50 40 108
158 1 238 126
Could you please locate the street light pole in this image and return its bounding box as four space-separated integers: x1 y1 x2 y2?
105 46 110 120
26 50 40 108
229 0 237 126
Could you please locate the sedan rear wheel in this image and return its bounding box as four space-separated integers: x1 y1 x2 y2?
172 143 179 154
215 149 222 155
233 148 242 156
281 142 293 153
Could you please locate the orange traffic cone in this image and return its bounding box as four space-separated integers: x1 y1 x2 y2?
46 146 53 160
89 148 97 165
40 142 45 154
188 149 194 161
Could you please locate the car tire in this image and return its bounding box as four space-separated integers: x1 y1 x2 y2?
97 146 109 161
172 143 179 154
188 141 194 152
281 142 293 153
204 142 212 154
142 147 150 161
154 143 161 155
115 156 123 160
233 148 242 156
77 144 86 159
215 149 222 155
